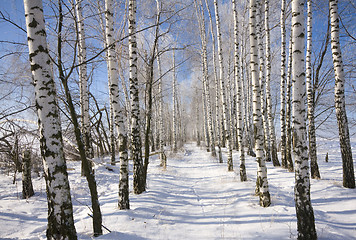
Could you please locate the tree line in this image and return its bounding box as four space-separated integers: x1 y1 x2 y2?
0 0 355 239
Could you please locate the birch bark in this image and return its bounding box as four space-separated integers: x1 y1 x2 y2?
256 0 271 162
306 0 321 179
286 33 294 172
128 0 145 194
75 0 92 161
172 50 178 153
264 0 280 167
204 0 223 162
195 0 216 157
157 53 166 168
105 0 130 207
280 0 287 169
214 0 233 171
250 0 270 207
329 0 355 189
292 0 317 238
233 0 247 181
23 0 77 238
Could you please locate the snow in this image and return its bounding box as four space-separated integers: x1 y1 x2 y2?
1 141 355 239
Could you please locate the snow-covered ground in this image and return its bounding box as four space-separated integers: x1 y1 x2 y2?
0 141 355 239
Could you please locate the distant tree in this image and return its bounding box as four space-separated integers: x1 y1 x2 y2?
23 0 77 238
194 0 216 157
172 50 178 153
21 149 34 199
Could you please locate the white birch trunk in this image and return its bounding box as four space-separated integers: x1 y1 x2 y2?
172 50 178 153
264 0 280 167
250 0 270 207
23 0 77 238
329 0 355 189
157 53 166 168
256 0 271 162
204 0 223 162
306 0 321 179
75 0 92 160
233 0 247 181
128 0 145 194
214 0 233 171
194 0 216 157
280 0 287 168
292 0 317 238
286 32 294 172
105 0 130 207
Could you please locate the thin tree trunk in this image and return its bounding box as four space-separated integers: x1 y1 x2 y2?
329 0 355 189
143 0 161 187
157 53 167 168
22 150 34 199
233 0 247 181
257 0 271 163
129 0 145 194
172 50 178 153
306 0 321 180
57 0 102 235
214 0 233 171
250 0 271 207
286 33 294 172
204 0 223 162
264 0 280 167
292 0 317 238
23 0 77 238
280 0 287 169
105 0 130 208
194 0 216 157
75 0 92 166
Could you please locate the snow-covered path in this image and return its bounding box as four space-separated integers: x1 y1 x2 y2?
1 141 355 239
102 143 296 240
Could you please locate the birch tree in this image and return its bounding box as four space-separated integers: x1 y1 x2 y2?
56 0 102 234
157 53 166 168
204 0 223 162
250 0 270 207
143 0 162 185
105 0 130 208
214 0 233 171
256 0 271 163
129 0 145 194
23 0 77 238
306 0 321 179
291 0 317 238
194 0 216 157
264 0 280 167
75 0 92 163
286 33 294 172
172 50 178 153
21 150 34 199
329 0 355 189
233 0 247 181
280 0 287 169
